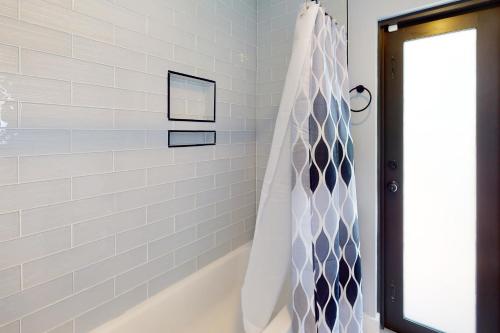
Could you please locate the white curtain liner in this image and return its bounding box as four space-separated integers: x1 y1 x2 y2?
241 4 320 333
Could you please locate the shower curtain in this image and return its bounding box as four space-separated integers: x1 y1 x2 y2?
242 3 362 333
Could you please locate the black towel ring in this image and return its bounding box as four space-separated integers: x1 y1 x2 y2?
349 85 372 113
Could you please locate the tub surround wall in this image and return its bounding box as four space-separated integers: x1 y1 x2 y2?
255 0 302 200
92 244 252 333
0 0 257 332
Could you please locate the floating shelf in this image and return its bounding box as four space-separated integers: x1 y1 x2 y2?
167 71 216 122
168 130 216 148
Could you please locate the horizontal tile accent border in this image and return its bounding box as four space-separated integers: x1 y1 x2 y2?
0 0 258 332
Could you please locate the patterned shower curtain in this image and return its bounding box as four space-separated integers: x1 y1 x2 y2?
290 8 363 333
242 3 362 333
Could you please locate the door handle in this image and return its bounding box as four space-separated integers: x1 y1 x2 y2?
387 180 399 193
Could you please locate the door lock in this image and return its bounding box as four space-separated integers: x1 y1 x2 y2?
387 180 399 193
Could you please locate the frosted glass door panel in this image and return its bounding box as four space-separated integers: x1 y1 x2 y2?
403 29 476 333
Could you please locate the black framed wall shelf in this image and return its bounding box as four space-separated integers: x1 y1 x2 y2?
168 130 216 148
167 71 216 122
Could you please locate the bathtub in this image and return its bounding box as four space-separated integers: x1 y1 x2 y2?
91 243 292 333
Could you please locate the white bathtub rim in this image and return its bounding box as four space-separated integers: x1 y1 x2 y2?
91 240 380 333
262 305 293 333
91 243 251 333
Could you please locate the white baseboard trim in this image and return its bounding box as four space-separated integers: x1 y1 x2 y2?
364 313 397 333
363 313 381 333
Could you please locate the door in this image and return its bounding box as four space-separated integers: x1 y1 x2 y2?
380 1 499 332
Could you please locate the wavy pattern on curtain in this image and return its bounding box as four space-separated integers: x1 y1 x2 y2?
290 10 363 333
241 4 362 333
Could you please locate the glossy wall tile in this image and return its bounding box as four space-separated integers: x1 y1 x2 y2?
0 0 257 332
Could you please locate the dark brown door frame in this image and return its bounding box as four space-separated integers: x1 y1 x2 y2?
378 1 499 332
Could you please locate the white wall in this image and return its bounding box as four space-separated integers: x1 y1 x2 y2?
348 0 459 329
0 1 257 332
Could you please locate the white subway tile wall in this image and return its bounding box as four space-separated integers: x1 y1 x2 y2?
256 0 302 201
0 0 257 332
